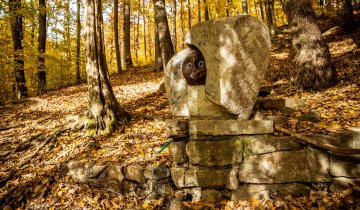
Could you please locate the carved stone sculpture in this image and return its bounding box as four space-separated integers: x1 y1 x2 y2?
165 15 271 119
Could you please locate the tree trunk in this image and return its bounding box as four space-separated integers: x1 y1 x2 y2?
226 0 231 16
114 0 122 74
180 0 185 48
143 0 147 61
172 0 177 51
283 0 336 90
66 0 72 82
9 0 28 98
187 0 191 28
342 0 355 32
83 0 128 136
242 0 248 14
259 0 265 21
154 27 163 72
76 0 81 83
30 0 36 46
204 0 209 20
197 0 201 22
154 0 175 69
147 14 153 57
37 0 47 94
270 0 276 26
265 0 275 34
123 0 133 70
136 6 140 63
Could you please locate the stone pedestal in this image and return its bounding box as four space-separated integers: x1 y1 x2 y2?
166 118 337 202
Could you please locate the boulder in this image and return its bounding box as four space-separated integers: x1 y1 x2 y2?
125 164 145 184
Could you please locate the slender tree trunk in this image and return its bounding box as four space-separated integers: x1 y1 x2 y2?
83 0 128 136
154 0 175 69
147 15 153 57
187 0 191 28
66 0 72 82
283 0 336 90
76 0 81 83
226 0 230 16
270 0 276 26
143 0 147 61
342 0 355 32
123 0 133 70
154 27 163 71
114 0 122 74
259 0 265 21
136 8 140 63
30 0 36 46
9 0 28 98
197 0 201 22
242 0 248 14
180 0 185 48
204 0 209 20
172 0 177 51
37 0 47 94
265 0 275 34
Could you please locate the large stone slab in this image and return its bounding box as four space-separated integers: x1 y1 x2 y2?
186 139 243 167
189 119 273 136
231 183 311 201
330 155 360 178
329 177 356 192
244 136 302 155
185 16 271 119
238 148 330 183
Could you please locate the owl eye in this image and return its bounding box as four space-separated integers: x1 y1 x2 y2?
198 61 204 68
187 63 192 68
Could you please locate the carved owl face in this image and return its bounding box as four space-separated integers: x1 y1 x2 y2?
182 48 206 86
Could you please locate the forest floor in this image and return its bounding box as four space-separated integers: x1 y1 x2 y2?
1 15 360 209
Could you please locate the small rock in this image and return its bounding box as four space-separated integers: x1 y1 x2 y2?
125 164 145 184
258 86 275 97
123 180 139 193
169 142 188 164
298 111 321 123
144 165 170 180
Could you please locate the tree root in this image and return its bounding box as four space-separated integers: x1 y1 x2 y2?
0 124 24 131
275 125 360 155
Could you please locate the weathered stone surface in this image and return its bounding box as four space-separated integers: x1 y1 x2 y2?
330 155 360 178
185 16 271 119
255 98 304 111
185 188 222 202
244 136 302 155
186 139 242 166
329 177 356 192
62 161 87 182
238 148 330 183
231 183 311 201
164 50 234 117
171 167 186 188
123 180 139 193
185 169 238 189
144 165 170 180
264 116 288 125
148 181 173 196
165 119 189 138
86 164 106 179
169 142 188 164
125 164 145 184
106 165 124 182
189 119 273 136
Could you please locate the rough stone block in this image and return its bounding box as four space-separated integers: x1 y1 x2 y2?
165 119 189 138
185 188 222 202
86 164 106 179
171 167 186 188
61 161 87 182
186 139 242 167
185 169 238 189
169 142 188 164
106 165 124 183
244 136 302 155
144 165 170 181
189 119 273 136
330 155 360 178
125 164 145 184
238 148 330 183
329 177 356 192
231 183 311 201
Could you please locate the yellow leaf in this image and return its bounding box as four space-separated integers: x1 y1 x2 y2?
77 202 85 207
333 96 339 100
